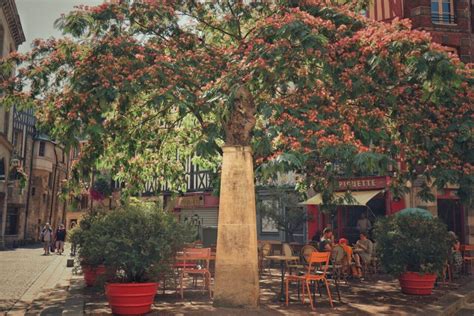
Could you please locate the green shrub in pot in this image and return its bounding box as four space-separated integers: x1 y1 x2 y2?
374 211 451 276
68 211 107 267
89 202 194 283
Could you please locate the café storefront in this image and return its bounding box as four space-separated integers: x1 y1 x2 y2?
305 176 406 243
305 176 466 243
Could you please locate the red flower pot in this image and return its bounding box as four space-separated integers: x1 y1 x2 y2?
398 271 437 295
82 265 106 287
105 282 158 315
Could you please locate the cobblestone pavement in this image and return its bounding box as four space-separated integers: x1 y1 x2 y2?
0 244 73 314
82 270 473 315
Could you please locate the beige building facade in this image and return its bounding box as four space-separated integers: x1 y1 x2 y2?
26 137 69 241
0 0 27 248
0 1 72 248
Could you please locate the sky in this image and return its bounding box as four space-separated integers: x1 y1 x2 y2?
16 0 103 53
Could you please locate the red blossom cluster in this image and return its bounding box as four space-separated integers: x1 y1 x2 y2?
0 0 471 197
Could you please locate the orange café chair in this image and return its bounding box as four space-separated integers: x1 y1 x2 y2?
461 245 474 274
179 248 212 299
285 251 334 311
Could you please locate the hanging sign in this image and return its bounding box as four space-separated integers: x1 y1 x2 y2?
337 177 387 190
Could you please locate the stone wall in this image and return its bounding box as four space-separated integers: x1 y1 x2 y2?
404 0 473 63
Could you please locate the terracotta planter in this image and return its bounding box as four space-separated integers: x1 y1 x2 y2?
105 282 158 315
82 265 106 287
399 271 437 295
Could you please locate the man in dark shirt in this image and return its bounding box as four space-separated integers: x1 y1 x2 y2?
319 227 334 252
55 224 67 255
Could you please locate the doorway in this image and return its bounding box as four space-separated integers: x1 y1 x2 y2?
438 199 463 242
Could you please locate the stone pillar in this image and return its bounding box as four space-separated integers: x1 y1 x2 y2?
213 146 259 308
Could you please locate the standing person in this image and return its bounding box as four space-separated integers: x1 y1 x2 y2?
356 213 372 234
40 223 53 255
55 224 67 255
318 227 334 252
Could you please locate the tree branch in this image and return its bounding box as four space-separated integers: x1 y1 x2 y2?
178 12 240 41
226 1 242 40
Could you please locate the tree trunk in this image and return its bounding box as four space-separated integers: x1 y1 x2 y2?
214 86 259 307
223 85 256 146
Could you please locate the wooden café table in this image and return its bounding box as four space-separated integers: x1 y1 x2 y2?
265 255 300 301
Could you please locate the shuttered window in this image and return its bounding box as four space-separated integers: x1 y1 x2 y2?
431 0 456 24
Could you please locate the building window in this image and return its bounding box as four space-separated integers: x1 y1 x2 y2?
43 193 47 204
5 208 19 235
13 130 23 157
431 0 456 24
31 187 36 196
38 141 46 156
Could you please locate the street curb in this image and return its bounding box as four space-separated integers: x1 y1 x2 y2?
431 279 474 316
62 275 85 316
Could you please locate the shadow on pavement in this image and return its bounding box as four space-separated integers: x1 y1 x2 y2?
80 270 472 315
22 283 69 316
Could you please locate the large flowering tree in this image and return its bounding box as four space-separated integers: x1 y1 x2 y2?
1 0 472 302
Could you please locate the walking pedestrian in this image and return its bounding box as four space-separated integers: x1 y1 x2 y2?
40 223 53 255
55 224 66 255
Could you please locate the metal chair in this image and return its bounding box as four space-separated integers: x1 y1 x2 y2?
283 243 304 275
178 248 212 299
259 242 272 276
300 245 317 265
285 251 334 311
461 245 474 274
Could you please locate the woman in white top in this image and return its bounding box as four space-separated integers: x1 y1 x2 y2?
40 223 53 255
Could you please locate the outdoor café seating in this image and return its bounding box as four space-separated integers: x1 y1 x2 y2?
258 242 273 276
285 251 334 311
300 245 317 265
461 244 474 274
282 243 304 275
177 247 212 299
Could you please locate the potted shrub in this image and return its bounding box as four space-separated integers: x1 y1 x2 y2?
68 212 107 286
86 202 191 315
374 208 451 295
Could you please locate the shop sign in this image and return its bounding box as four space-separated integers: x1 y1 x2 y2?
177 194 205 208
337 177 386 190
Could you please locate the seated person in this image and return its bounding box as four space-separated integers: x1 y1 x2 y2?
338 238 361 278
310 230 321 247
449 231 463 277
338 238 353 264
354 232 373 275
318 228 334 252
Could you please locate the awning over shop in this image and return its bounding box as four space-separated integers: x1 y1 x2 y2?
301 190 384 206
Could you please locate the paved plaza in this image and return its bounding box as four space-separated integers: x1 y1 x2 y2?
0 244 72 315
80 269 474 315
1 245 474 315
